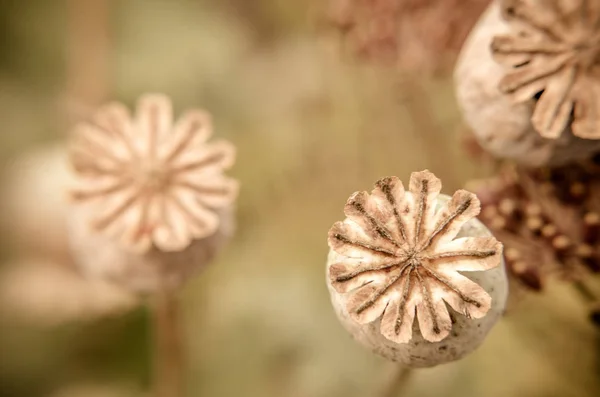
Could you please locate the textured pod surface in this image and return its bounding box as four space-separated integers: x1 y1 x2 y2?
68 206 234 293
326 172 508 367
454 1 600 166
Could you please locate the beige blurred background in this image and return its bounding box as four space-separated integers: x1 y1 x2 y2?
0 1 598 396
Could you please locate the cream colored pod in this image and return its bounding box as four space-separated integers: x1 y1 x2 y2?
66 94 239 294
2 143 73 262
454 0 600 167
326 170 508 367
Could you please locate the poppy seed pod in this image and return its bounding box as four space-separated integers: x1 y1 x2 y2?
454 0 600 167
326 171 508 367
1 143 74 262
66 94 238 293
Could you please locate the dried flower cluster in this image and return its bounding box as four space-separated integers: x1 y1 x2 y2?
327 171 503 343
469 159 600 290
69 94 238 254
328 0 491 72
492 0 600 139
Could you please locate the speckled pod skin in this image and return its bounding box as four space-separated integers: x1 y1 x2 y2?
326 195 508 367
67 207 235 294
454 1 600 167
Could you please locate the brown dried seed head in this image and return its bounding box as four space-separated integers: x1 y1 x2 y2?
68 94 239 254
327 170 504 344
469 161 600 291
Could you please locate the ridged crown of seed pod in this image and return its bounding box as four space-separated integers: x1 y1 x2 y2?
491 0 600 139
67 94 238 292
69 94 238 252
326 170 508 366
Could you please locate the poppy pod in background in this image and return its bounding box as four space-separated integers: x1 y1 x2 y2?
1 143 73 262
66 94 239 294
325 170 508 367
454 0 600 167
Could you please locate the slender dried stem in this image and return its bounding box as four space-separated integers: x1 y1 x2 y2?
379 365 412 397
152 289 185 397
65 0 110 126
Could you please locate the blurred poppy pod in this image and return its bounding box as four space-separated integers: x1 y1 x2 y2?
67 94 239 293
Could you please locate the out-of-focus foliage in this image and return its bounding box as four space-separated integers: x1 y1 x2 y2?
0 1 598 397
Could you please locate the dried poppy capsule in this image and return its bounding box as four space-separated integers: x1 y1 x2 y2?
326 170 507 367
454 0 600 166
67 94 238 293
